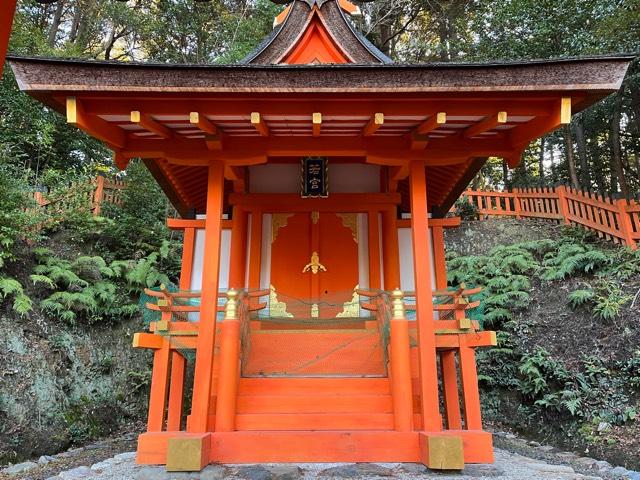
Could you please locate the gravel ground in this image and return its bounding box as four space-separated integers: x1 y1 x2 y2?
4 447 639 480
3 432 640 480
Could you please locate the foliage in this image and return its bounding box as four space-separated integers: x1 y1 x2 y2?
449 230 639 442
453 197 479 221
30 242 176 326
0 276 32 316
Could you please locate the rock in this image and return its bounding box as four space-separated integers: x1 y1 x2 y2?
90 460 113 472
396 463 429 474
595 460 612 471
574 457 597 469
319 465 359 477
39 455 56 464
136 466 171 480
354 464 394 477
319 463 393 477
59 466 92 479
538 445 554 452
462 464 504 477
626 472 640 480
200 464 231 480
2 461 38 474
526 462 575 474
266 465 303 479
114 451 137 461
529 440 541 447
505 433 517 439
610 466 631 476
597 421 611 433
237 465 273 480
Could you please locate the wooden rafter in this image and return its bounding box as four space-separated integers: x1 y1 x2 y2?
190 112 218 135
251 112 269 137
66 97 127 150
468 112 507 137
464 111 507 139
131 111 173 139
363 113 384 137
415 112 446 135
509 97 572 148
312 112 322 137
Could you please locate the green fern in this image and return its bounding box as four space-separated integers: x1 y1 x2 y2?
568 289 595 308
0 277 33 316
30 274 56 289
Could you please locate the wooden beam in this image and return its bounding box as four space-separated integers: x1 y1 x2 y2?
190 112 218 135
464 111 507 139
133 332 164 350
205 134 223 151
509 97 577 148
83 98 556 119
561 97 572 124
66 97 127 150
113 152 129 171
410 132 430 150
251 112 269 137
363 113 384 137
415 112 446 135
388 164 409 192
312 112 322 137
0 0 17 78
131 111 173 139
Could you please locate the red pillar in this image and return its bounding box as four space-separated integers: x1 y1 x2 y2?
0 0 17 77
381 208 401 290
228 207 248 289
409 160 441 432
189 162 225 433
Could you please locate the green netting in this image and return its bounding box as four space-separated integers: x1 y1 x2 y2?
137 285 484 377
240 289 390 377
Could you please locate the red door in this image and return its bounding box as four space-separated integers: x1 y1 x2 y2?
270 212 359 319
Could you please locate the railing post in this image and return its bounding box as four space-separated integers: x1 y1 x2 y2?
616 199 637 249
215 289 242 432
92 175 105 216
512 188 521 219
555 185 571 225
389 289 414 432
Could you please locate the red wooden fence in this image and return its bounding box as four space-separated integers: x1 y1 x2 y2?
461 186 639 250
33 176 125 217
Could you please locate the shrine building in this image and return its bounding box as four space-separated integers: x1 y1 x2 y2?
7 0 633 471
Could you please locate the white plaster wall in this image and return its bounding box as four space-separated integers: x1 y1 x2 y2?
189 214 231 292
398 227 437 292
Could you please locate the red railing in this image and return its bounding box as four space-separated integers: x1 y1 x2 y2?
461 186 639 250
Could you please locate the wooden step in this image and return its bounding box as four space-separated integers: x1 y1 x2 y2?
238 377 390 396
235 413 394 431
236 394 393 414
243 329 386 377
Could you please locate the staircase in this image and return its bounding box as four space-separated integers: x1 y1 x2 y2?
235 377 394 431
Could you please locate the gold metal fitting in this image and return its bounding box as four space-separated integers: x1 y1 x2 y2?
391 288 405 320
225 289 238 320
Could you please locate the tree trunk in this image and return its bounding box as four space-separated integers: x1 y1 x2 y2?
47 0 65 47
563 124 580 190
69 0 82 43
538 136 545 185
610 100 629 198
574 115 590 187
502 160 509 189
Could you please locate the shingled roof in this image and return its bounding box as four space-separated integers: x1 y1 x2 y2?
242 0 391 64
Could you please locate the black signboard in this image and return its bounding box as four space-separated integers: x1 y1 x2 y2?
301 157 328 198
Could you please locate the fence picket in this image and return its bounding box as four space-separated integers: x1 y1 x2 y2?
461 186 638 250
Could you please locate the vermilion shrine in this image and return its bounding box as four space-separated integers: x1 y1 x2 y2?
5 0 633 471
